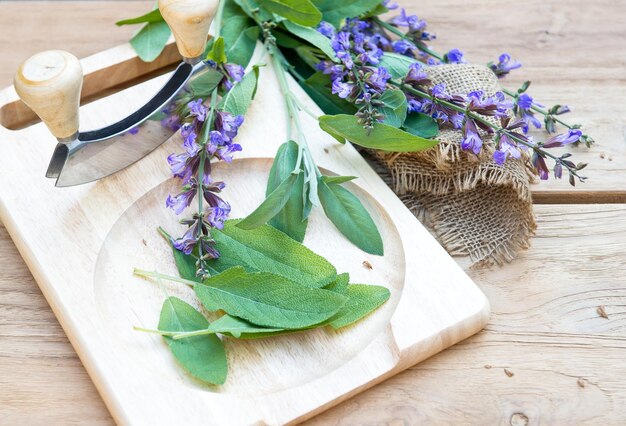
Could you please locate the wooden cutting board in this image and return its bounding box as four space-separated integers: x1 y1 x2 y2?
0 42 489 425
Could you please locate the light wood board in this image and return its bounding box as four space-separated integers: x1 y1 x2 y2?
2 0 624 424
0 39 489 424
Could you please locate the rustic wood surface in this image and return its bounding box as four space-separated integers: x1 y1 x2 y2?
0 0 624 424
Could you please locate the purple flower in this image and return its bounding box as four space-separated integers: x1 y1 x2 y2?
166 185 196 215
489 53 522 78
543 129 583 148
404 63 430 87
390 9 427 33
554 162 563 179
128 126 139 135
365 66 391 92
383 0 399 10
215 111 244 142
224 63 244 83
445 48 465 64
317 21 335 38
216 143 242 163
172 223 199 255
532 152 550 180
392 39 416 56
188 99 207 122
460 119 483 154
515 93 543 133
332 80 355 99
493 150 506 165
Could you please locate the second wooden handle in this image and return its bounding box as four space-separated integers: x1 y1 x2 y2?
14 50 83 140
158 0 220 60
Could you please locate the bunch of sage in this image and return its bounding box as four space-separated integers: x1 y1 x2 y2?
134 220 390 385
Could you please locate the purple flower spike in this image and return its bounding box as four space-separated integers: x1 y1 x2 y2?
365 66 391 92
224 63 244 83
188 99 208 122
543 129 583 148
489 53 522 78
332 80 355 99
461 119 483 154
445 48 466 64
317 21 335 38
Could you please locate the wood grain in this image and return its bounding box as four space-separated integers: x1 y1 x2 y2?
0 0 624 424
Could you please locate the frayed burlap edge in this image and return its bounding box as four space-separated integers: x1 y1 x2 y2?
367 64 537 266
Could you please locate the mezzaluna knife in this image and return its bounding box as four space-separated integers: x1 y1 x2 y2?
13 0 219 187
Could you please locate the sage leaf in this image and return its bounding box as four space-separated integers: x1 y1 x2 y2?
323 272 350 294
188 68 224 98
209 220 337 288
403 112 440 139
329 284 390 329
158 297 227 385
206 37 227 64
258 0 322 26
319 114 439 152
380 88 408 128
378 52 416 79
267 141 308 242
130 20 171 62
282 20 336 60
222 17 260 68
237 172 298 230
321 175 357 185
318 177 384 255
116 9 164 26
217 65 260 116
233 0 274 21
312 0 381 27
195 267 347 329
207 314 283 338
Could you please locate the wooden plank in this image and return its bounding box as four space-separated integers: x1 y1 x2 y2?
3 204 626 424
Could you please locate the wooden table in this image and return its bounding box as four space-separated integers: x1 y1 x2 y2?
1 1 624 424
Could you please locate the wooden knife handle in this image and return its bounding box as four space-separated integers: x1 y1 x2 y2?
14 50 83 140
158 0 219 60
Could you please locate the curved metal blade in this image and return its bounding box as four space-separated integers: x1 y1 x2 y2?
49 60 219 187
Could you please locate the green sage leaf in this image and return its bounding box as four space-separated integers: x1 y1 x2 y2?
217 65 261 116
312 0 381 27
267 141 308 242
209 220 337 288
206 36 227 64
130 20 171 62
116 9 164 26
378 52 416 79
319 114 439 152
221 16 260 67
318 177 384 255
403 112 439 138
380 88 408 128
329 284 390 329
321 175 357 185
238 172 298 230
207 314 283 338
258 0 322 26
282 20 336 60
323 272 350 294
188 68 225 98
195 267 347 329
158 297 227 385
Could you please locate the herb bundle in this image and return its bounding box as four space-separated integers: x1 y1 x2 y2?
116 0 594 384
135 220 390 385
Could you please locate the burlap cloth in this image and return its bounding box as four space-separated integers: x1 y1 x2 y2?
367 64 537 266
